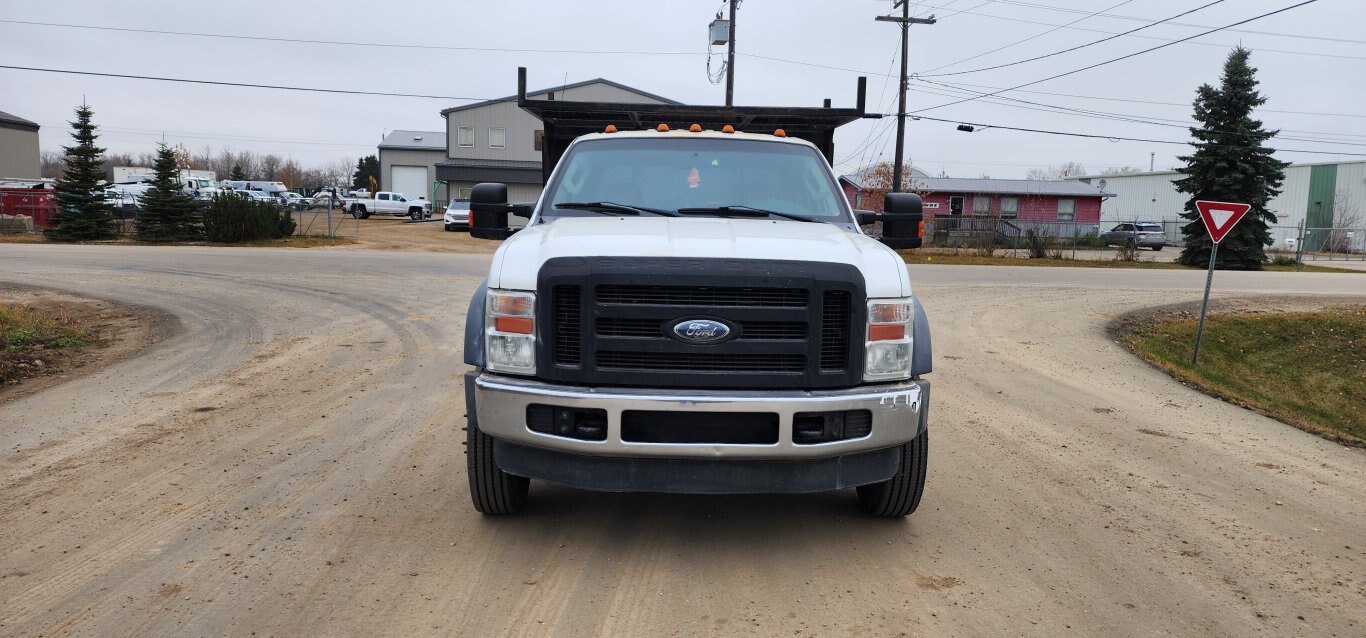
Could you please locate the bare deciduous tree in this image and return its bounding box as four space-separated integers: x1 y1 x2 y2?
854 162 928 212
276 159 305 189
1099 166 1144 175
40 149 66 179
1322 187 1363 253
1026 162 1088 180
259 154 283 181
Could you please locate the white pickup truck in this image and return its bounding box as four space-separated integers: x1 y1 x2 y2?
342 191 432 220
460 72 932 517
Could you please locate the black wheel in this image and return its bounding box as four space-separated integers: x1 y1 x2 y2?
1151 245 1164 252
857 429 927 517
444 223 455 232
356 205 370 220
467 420 529 514
409 208 422 221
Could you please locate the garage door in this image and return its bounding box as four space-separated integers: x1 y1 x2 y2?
390 166 429 201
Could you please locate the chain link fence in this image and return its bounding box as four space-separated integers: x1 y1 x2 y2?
290 202 360 238
922 217 1124 260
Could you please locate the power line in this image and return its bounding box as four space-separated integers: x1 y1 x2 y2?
0 64 490 101
920 0 1228 78
0 19 700 56
884 113 1366 157
985 0 1366 45
912 78 1366 144
903 3 1364 62
923 80 1366 119
920 0 1139 74
911 0 1322 114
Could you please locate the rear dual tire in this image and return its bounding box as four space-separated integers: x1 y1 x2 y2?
857 429 928 517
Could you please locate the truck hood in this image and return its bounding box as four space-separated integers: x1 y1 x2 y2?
489 216 911 298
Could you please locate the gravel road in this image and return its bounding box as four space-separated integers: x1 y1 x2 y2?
1 244 1362 637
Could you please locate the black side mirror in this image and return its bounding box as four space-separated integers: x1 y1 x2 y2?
470 182 511 240
880 193 925 250
856 210 880 225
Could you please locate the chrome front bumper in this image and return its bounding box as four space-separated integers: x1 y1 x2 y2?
472 373 928 460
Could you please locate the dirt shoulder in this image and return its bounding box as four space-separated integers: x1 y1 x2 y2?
0 285 174 405
341 217 502 253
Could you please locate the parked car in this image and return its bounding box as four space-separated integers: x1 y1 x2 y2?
340 191 431 220
279 192 313 210
444 199 470 231
1103 222 1167 251
238 190 286 209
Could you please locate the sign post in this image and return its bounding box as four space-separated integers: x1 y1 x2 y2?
1191 200 1252 364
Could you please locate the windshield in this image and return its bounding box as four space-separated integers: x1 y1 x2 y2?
541 138 849 221
1137 224 1163 232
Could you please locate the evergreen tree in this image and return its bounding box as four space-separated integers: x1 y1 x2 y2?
45 103 117 241
136 143 203 242
351 155 379 191
230 164 246 181
1174 47 1288 270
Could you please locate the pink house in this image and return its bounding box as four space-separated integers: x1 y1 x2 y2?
840 175 1112 225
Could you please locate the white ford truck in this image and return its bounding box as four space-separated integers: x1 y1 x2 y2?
462 71 931 516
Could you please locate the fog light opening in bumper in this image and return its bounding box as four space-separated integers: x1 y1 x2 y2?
793 410 872 444
526 404 607 441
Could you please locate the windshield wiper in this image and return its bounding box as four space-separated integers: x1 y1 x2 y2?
675 205 818 223
554 201 678 217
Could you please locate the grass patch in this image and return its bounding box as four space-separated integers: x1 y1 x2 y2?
0 303 95 383
901 252 1190 269
1119 307 1366 446
900 251 1363 273
239 236 356 248
0 233 48 243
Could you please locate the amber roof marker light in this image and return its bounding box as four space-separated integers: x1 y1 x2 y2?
604 124 618 133
689 124 702 132
722 125 735 134
656 123 670 132
773 128 787 137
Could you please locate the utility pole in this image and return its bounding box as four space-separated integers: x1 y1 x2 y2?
725 0 738 106
876 2 935 193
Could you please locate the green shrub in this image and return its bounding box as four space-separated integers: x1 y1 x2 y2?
1271 255 1296 266
202 194 296 243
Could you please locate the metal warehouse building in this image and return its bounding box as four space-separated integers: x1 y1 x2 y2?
1072 160 1366 250
0 109 41 180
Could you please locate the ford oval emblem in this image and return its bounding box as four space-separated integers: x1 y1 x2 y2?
672 319 732 344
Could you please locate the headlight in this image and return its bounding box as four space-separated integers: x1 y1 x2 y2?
864 297 914 381
486 289 536 375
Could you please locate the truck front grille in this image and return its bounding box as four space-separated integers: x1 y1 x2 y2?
536 258 865 389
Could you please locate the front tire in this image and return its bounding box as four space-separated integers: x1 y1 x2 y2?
467 421 529 514
857 429 927 517
1151 245 1164 252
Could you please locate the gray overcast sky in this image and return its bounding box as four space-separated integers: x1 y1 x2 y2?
2 0 1363 178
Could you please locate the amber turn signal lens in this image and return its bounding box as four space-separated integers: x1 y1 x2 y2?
656 123 670 132
722 125 735 133
867 324 905 342
605 124 618 133
495 316 534 334
918 220 925 237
